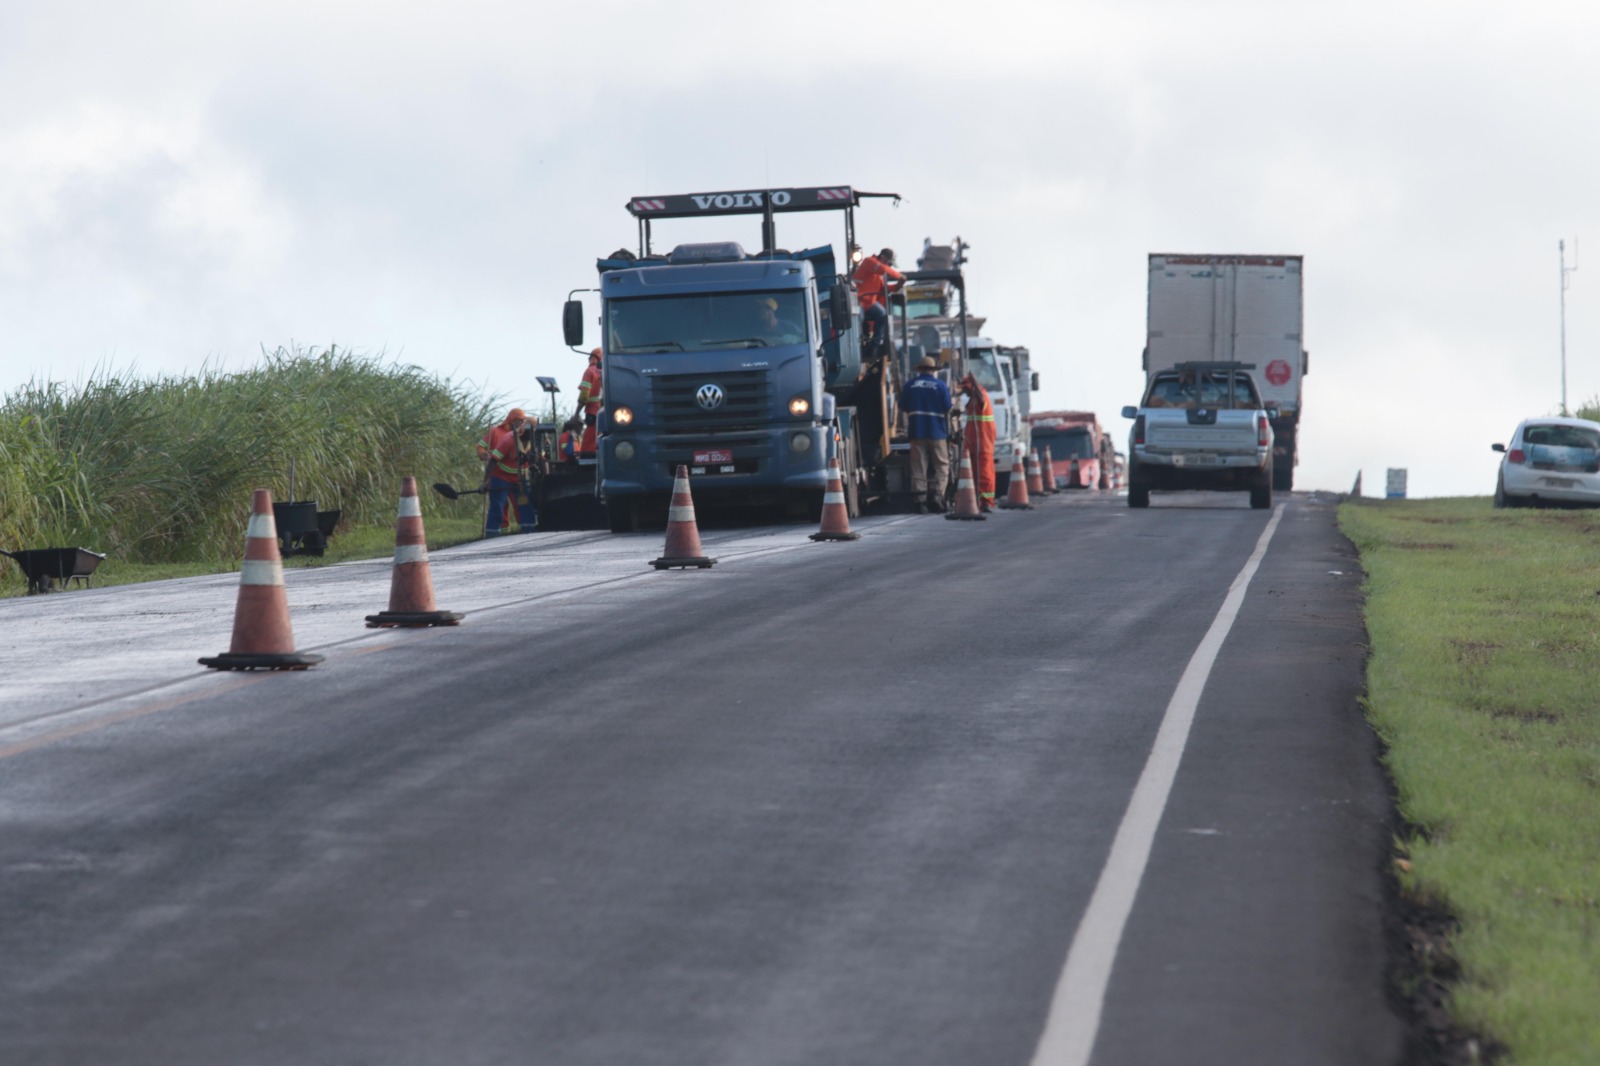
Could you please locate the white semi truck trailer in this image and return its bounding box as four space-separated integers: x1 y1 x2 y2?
1144 254 1306 490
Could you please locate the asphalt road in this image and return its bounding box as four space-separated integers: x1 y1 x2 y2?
0 490 1405 1065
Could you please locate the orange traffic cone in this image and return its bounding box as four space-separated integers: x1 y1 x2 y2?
945 446 987 521
651 465 716 569
810 456 861 542
1039 449 1058 493
200 489 324 671
1027 450 1045 496
366 476 464 628
999 449 1033 510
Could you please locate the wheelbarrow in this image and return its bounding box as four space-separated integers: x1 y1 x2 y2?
1 547 108 595
272 502 341 557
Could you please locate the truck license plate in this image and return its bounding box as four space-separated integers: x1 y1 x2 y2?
694 448 733 464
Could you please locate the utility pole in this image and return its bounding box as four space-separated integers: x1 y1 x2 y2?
1560 238 1579 415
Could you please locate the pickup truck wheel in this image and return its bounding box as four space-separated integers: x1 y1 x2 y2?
1249 473 1273 510
1127 471 1150 508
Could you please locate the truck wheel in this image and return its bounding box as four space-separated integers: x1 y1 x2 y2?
606 497 637 534
1127 470 1150 508
1272 458 1294 492
1250 472 1273 510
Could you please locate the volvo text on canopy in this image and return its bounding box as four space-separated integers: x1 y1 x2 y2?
563 184 952 531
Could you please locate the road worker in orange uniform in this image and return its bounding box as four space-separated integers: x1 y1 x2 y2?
851 248 903 359
478 408 534 535
959 373 997 512
575 347 603 455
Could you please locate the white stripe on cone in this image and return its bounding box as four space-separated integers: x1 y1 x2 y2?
398 496 422 518
240 560 285 586
668 506 696 522
246 514 276 539
394 544 428 565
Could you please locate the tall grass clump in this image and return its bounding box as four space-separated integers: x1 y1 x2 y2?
0 346 498 564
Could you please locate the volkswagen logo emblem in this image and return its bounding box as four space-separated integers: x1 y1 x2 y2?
696 383 725 410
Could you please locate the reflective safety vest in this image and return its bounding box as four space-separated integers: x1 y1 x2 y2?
578 364 602 414
901 373 952 441
479 424 520 481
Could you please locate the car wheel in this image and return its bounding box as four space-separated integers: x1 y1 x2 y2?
1493 474 1507 509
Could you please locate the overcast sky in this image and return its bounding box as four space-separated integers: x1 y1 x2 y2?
3 0 1596 497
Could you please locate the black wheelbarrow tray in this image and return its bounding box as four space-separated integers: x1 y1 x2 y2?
1 547 108 593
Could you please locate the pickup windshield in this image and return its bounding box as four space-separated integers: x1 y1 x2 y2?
607 291 809 353
1144 371 1260 409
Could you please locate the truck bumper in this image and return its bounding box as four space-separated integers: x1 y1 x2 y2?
600 425 831 499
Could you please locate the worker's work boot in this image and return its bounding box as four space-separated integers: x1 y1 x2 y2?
927 497 946 514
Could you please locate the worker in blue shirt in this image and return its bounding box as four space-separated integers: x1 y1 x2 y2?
900 355 954 512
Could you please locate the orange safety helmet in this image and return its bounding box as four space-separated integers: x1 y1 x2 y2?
589 347 602 363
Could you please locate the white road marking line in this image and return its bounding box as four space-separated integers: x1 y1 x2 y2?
1029 503 1286 1066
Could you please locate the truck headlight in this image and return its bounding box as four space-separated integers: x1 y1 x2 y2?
790 432 812 453
614 441 635 461
789 394 811 416
612 405 634 427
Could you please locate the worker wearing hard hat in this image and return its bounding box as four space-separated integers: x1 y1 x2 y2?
959 373 997 512
900 355 953 513
570 347 603 456
851 247 903 359
478 407 535 535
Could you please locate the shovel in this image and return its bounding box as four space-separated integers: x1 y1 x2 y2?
432 482 487 501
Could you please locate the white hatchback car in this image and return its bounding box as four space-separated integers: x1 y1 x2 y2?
1491 417 1600 507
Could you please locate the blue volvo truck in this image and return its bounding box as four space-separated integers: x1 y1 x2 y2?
564 185 924 532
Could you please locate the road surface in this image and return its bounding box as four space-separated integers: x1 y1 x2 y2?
0 489 1404 1065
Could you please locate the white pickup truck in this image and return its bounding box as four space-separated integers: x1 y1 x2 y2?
1120 361 1276 509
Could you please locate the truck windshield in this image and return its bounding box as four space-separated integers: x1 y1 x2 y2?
967 352 1003 390
1049 427 1096 459
607 291 809 353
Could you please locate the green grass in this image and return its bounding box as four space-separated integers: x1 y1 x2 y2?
1340 497 1600 1065
1 346 505 596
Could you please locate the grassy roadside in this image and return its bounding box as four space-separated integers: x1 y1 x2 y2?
2 510 489 598
1340 497 1600 1065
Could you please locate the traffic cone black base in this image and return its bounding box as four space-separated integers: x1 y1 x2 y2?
199 651 324 671
365 609 464 628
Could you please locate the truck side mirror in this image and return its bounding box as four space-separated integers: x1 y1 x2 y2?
829 286 852 329
562 300 584 347
1121 405 1138 419
1030 371 1040 392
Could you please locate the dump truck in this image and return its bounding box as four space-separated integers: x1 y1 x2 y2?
1144 254 1306 490
562 186 976 529
1029 411 1113 489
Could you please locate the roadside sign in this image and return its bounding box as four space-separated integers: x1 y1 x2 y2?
1386 468 1408 499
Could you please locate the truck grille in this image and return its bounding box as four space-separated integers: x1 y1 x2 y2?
650 370 771 432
